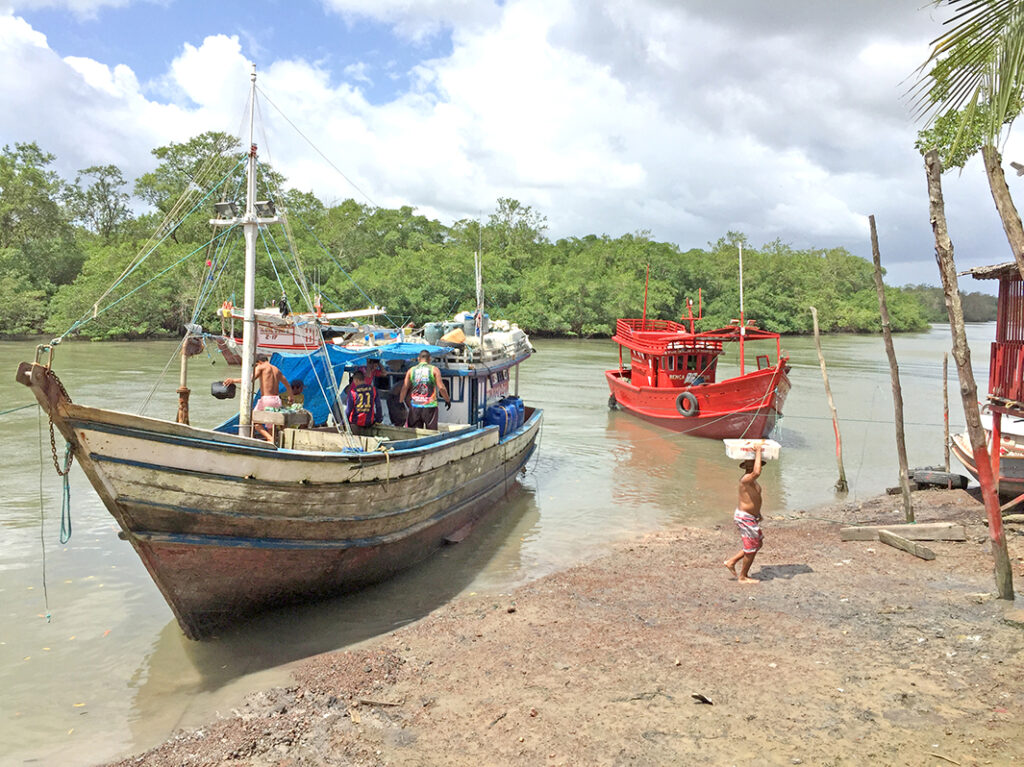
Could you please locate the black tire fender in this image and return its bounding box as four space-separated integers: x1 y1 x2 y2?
676 391 699 417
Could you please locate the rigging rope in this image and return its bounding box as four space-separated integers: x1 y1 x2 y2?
255 86 379 208
37 408 51 623
63 159 246 339
138 337 187 416
0 403 35 417
64 226 238 337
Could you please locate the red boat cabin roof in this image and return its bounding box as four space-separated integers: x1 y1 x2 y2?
612 318 781 357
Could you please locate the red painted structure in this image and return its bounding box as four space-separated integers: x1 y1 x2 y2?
954 262 1024 498
605 310 790 439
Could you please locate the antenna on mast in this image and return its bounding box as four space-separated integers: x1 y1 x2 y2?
738 243 745 375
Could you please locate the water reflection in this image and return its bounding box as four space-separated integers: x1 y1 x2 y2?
124 485 541 749
0 325 1000 765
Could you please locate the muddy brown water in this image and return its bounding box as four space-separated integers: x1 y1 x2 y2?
0 325 996 765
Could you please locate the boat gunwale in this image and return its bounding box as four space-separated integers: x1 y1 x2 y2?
86 409 542 488
65 407 518 463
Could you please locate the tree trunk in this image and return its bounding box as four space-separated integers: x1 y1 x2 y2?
925 149 1014 600
981 144 1024 283
868 215 913 522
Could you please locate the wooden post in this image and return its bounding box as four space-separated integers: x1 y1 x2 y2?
176 338 191 426
925 149 1014 600
868 215 913 522
943 352 950 472
878 530 936 561
809 306 848 492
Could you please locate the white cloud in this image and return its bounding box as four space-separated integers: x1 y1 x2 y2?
0 1 1017 288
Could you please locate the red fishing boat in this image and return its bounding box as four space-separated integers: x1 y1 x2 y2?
606 286 790 438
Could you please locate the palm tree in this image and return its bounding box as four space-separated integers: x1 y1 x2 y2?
915 0 1020 600
915 0 1024 281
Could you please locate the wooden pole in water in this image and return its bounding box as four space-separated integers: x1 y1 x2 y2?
869 214 913 522
809 306 848 492
925 149 1013 600
943 352 950 472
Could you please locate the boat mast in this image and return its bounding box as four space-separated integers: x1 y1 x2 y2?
738 243 745 376
238 66 260 435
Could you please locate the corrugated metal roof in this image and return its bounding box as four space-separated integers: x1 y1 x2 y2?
961 262 1022 280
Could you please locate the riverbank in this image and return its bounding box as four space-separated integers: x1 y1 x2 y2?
105 489 1023 767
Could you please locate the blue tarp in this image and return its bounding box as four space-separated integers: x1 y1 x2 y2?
214 342 450 432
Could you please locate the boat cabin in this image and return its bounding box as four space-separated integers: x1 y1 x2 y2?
611 318 781 391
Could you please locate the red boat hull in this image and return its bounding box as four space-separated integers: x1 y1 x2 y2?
605 364 790 439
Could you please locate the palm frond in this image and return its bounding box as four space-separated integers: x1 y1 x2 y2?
913 0 1024 144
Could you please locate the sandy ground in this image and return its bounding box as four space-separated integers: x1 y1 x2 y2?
108 489 1024 767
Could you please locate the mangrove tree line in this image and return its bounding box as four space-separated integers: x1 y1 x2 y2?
0 135 992 340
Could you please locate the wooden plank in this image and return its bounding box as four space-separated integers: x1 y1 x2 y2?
840 522 966 542
878 530 936 560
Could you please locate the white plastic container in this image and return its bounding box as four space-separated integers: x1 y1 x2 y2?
723 438 781 461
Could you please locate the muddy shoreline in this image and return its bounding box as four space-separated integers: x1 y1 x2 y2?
107 490 1024 767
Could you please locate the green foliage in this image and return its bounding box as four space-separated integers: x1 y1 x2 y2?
0 142 83 334
4 134 946 340
64 165 133 240
914 1 1024 149
901 283 998 322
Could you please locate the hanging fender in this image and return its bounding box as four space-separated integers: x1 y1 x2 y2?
220 300 234 318
676 391 699 417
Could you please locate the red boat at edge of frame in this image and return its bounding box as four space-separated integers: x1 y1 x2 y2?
605 294 791 439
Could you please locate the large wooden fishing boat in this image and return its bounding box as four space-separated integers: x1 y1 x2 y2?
16 69 541 640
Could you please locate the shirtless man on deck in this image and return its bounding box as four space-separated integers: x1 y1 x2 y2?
725 445 764 584
224 354 292 442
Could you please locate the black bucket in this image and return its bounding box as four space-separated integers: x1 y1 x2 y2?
211 381 236 400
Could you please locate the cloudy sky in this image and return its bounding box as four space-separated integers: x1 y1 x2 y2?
0 0 1019 289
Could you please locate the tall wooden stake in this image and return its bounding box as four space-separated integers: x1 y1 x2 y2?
943 352 950 472
176 339 190 425
869 215 913 522
809 306 848 492
925 150 1014 600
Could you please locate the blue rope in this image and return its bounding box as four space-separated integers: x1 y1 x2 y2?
59 443 72 544
0 403 35 417
61 158 246 339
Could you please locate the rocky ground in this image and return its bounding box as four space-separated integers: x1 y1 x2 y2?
108 489 1024 767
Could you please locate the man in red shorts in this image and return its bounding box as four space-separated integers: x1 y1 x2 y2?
725 445 764 584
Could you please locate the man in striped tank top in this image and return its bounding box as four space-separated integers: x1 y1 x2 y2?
400 349 451 430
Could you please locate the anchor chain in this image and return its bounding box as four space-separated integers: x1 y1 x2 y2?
45 368 74 477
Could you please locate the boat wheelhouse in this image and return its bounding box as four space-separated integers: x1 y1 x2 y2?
606 313 790 439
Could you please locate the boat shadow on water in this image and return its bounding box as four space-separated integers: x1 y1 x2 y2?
125 484 541 726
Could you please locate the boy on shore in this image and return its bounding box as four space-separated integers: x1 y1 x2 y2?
725 445 764 584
